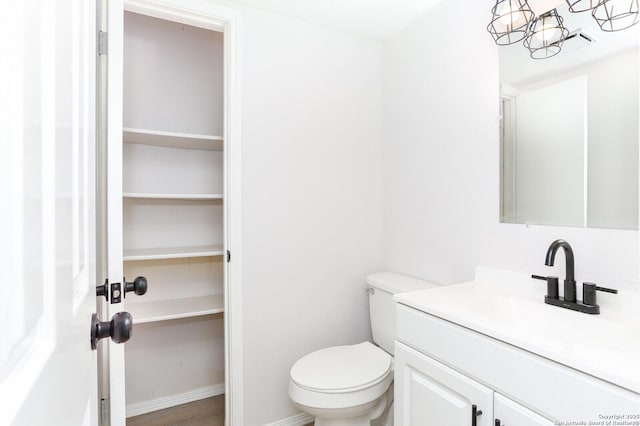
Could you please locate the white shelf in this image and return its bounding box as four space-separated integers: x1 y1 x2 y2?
128 294 224 324
123 245 224 261
123 127 223 151
123 192 223 201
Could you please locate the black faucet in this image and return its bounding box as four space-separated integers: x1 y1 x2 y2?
532 239 618 315
544 239 576 302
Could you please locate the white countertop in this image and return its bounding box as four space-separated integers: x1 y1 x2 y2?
394 266 640 394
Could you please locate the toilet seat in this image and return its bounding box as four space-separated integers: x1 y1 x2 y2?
290 342 392 393
288 342 393 410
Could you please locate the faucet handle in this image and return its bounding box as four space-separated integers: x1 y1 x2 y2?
532 274 559 299
583 282 618 306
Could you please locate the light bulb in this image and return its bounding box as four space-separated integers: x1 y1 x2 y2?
497 1 527 28
535 17 559 41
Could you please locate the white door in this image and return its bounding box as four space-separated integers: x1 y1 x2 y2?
395 342 494 426
0 0 100 425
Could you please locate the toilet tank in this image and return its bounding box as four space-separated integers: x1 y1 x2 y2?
367 272 438 355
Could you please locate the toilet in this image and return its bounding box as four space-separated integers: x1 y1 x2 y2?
288 272 438 426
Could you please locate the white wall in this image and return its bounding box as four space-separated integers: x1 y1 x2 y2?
382 1 499 285
123 11 224 135
228 5 385 425
382 1 638 290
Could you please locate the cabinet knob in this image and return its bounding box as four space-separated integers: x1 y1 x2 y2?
495 419 502 426
472 404 483 426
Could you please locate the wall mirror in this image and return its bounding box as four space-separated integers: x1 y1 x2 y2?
499 1 639 230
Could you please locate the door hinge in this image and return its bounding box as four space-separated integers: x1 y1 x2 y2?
100 398 109 425
98 31 108 56
227 250 231 263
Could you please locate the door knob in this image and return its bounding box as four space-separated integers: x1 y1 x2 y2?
96 279 109 301
90 312 133 350
124 276 147 297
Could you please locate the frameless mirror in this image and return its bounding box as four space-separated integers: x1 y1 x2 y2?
499 2 639 230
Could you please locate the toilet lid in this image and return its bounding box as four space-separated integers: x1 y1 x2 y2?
290 342 392 392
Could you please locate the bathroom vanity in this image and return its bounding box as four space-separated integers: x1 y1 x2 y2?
393 267 640 425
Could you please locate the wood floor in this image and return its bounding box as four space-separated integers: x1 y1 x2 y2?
126 396 224 426
126 397 315 426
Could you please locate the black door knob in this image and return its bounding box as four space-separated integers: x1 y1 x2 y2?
124 276 147 297
96 279 109 301
90 312 133 350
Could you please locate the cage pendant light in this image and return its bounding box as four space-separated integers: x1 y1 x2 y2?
565 0 599 12
523 9 570 59
592 0 639 31
487 0 536 45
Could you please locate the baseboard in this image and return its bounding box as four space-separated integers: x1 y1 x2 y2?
263 412 314 426
126 383 225 418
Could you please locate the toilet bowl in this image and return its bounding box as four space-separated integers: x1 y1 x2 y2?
289 342 393 426
288 273 438 426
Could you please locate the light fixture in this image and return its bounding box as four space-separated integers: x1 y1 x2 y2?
565 0 599 12
523 9 570 59
592 0 639 32
489 0 638 59
487 0 536 45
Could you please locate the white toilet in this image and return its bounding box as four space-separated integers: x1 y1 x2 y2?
288 272 438 426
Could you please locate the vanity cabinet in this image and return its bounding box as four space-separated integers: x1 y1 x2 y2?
494 393 554 426
395 342 493 425
396 342 554 425
395 303 640 425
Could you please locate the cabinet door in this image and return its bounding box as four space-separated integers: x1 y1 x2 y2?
395 341 493 426
494 393 555 426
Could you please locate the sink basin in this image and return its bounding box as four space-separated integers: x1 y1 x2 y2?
394 267 640 394
467 295 640 349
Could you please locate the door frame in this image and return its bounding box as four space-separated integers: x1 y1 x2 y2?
104 0 244 424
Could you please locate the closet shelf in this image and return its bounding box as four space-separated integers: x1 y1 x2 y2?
123 127 223 151
123 245 224 261
123 192 224 201
128 294 224 324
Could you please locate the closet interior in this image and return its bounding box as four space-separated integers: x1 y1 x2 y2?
119 11 226 417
